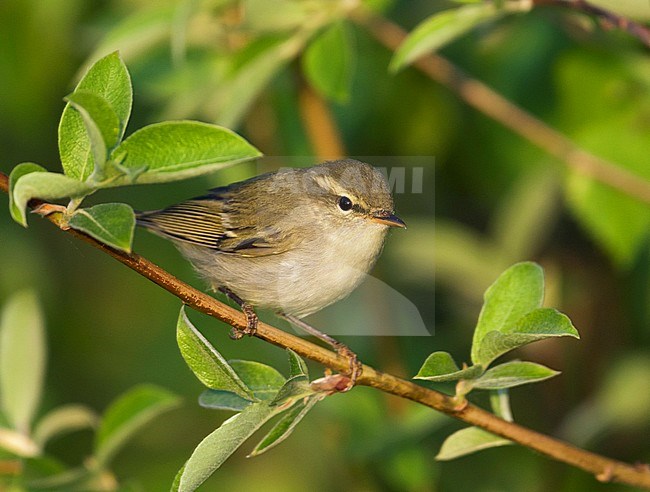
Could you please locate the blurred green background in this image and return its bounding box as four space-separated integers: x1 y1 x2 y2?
1 0 650 490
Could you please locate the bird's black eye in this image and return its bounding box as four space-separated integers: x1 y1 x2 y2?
338 196 353 211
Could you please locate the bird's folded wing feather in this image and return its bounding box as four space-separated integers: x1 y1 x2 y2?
136 196 288 257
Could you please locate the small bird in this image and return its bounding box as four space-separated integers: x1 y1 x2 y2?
136 159 405 386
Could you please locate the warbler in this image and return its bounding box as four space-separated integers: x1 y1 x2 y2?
136 159 405 386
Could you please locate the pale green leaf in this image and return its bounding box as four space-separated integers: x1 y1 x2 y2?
12 172 95 226
8 163 46 224
0 291 45 433
249 395 320 456
95 384 180 465
228 360 285 401
33 404 98 447
174 402 277 492
302 22 354 103
271 375 313 406
110 121 261 184
436 426 512 460
176 307 253 400
475 308 579 366
215 34 304 128
59 51 132 181
414 351 483 382
471 361 560 390
390 4 503 72
471 262 544 364
64 90 121 181
198 390 252 412
68 203 135 252
0 427 40 457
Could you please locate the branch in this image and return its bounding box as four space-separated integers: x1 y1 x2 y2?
1 172 649 488
298 80 346 159
356 12 650 205
533 0 650 48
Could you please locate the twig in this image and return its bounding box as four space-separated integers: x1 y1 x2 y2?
1 172 649 488
533 0 650 48
355 12 650 205
298 81 346 159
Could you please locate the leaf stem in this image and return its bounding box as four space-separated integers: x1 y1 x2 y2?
1 170 649 489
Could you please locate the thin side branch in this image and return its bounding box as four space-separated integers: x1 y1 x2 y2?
356 12 650 205
533 0 650 48
1 171 649 488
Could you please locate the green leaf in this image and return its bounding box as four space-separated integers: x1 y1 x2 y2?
436 426 512 461
414 351 483 382
228 360 286 401
271 375 313 406
176 307 253 400
59 51 132 181
198 390 252 412
64 90 121 181
287 349 309 378
111 121 261 184
68 203 135 252
390 3 503 72
11 172 95 227
216 34 303 128
8 163 46 224
249 395 320 456
33 404 98 447
174 402 277 492
475 308 579 367
302 22 354 103
471 262 544 365
471 361 560 390
0 291 45 433
95 384 179 465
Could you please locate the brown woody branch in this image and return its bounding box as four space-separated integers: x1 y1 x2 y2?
355 12 650 205
2 171 649 488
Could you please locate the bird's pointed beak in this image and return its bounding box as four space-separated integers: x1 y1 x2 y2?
370 210 406 228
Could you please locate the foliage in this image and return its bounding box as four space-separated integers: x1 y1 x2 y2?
2 0 650 490
9 51 261 252
0 291 180 490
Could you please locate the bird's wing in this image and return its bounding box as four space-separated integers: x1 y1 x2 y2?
136 193 290 257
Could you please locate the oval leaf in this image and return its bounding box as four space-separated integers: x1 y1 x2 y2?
0 291 45 433
33 404 98 447
390 3 503 72
64 90 121 180
59 51 132 181
228 360 286 401
111 121 261 185
414 351 483 382
176 307 253 400
471 262 544 365
8 163 46 225
68 203 135 252
175 402 277 492
94 384 180 465
302 22 354 103
12 172 95 227
471 361 560 390
475 308 579 366
436 426 512 461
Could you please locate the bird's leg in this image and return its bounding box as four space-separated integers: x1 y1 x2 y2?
279 313 362 392
218 287 258 339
